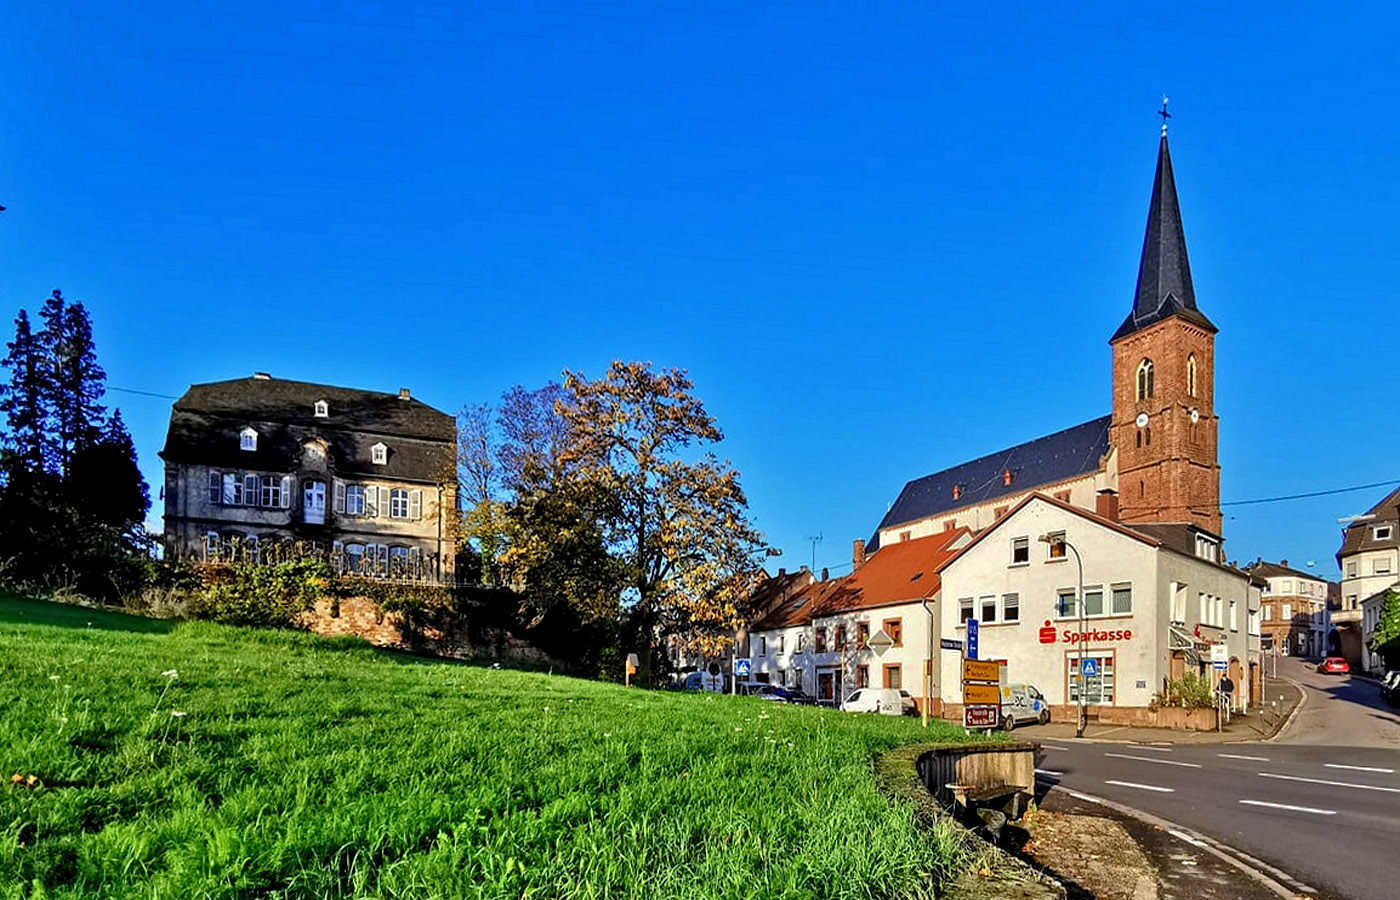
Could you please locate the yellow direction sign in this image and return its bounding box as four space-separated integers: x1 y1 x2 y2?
962 659 1000 683
962 683 1002 705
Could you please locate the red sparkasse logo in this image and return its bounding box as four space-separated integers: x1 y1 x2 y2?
1038 620 1057 644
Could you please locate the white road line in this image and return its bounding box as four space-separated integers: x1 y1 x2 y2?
1259 772 1400 793
1324 763 1394 774
1040 744 1069 751
1105 779 1175 793
1034 768 1064 776
1067 790 1103 804
1167 828 1206 847
1105 752 1202 768
1239 799 1337 816
1218 753 1270 762
1132 745 1174 752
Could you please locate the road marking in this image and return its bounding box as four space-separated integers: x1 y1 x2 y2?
1324 763 1394 774
1104 779 1175 792
1239 799 1336 816
1040 744 1069 751
1258 772 1400 793
1067 790 1102 804
1034 768 1064 776
1167 828 1206 847
1218 753 1270 761
1105 752 1202 768
1131 745 1174 752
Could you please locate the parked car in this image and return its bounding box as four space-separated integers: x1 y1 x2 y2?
999 683 1051 730
678 671 726 693
752 684 799 702
840 687 917 716
1318 657 1350 674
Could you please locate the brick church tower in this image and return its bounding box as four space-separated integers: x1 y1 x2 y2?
1108 132 1222 534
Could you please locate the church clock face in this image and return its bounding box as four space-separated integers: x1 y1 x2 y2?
1135 412 1149 428
1190 408 1200 424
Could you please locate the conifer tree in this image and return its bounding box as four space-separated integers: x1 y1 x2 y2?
0 309 53 473
68 408 149 530
40 291 106 475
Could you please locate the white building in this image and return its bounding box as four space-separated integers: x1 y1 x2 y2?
936 494 1261 718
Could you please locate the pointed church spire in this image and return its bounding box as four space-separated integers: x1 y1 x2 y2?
1111 132 1217 342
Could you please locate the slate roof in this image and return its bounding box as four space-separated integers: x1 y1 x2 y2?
1336 485 1400 560
161 375 454 483
1111 135 1217 342
816 528 969 616
872 415 1112 547
1242 559 1332 584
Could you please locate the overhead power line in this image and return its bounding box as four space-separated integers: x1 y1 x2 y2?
1220 478 1400 507
108 386 179 400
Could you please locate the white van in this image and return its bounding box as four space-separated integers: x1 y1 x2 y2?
680 671 725 693
840 687 917 716
999 683 1050 730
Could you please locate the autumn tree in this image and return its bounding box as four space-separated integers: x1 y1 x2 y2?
557 361 772 662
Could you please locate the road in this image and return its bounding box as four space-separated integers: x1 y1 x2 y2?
1032 659 1400 900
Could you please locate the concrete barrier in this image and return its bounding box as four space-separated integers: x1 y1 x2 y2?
916 741 1040 821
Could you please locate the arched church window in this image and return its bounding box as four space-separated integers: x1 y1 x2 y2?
1136 359 1154 400
1187 354 1197 397
1145 426 1151 446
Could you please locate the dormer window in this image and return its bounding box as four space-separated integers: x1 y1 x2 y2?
314 400 329 418
1194 534 1219 562
371 442 387 465
240 428 257 451
951 484 962 500
1375 525 1393 542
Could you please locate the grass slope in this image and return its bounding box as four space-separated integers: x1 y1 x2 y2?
0 596 973 899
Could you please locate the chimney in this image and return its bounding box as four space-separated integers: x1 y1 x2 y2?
398 388 411 400
1002 468 1013 486
821 567 829 581
1096 489 1119 521
1280 559 1288 568
852 539 866 572
253 372 271 380
777 567 786 578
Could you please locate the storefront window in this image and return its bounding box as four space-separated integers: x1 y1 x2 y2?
1068 655 1115 705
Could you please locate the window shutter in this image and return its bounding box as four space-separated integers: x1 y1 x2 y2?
378 488 390 518
244 475 258 506
209 471 221 504
281 476 292 508
364 485 377 517
409 489 422 520
377 544 389 575
223 473 236 505
334 480 346 514
332 540 344 572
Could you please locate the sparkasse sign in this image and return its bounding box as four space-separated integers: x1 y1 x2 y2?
1060 627 1133 643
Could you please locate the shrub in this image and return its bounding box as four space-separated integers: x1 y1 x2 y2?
1152 671 1216 709
189 553 330 628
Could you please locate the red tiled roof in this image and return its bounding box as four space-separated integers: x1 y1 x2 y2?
816 528 970 616
750 577 849 631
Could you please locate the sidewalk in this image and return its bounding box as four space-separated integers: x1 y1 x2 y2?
1009 676 1303 745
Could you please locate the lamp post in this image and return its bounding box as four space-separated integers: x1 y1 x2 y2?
1040 533 1087 738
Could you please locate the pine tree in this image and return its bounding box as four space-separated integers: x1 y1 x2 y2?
1 309 53 473
67 408 149 530
39 291 107 475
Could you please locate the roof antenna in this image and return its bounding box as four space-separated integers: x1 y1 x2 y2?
805 533 823 572
1158 95 1171 136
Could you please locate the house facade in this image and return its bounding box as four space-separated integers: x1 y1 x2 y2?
160 373 457 581
1334 487 1399 670
937 494 1261 717
1242 559 1332 660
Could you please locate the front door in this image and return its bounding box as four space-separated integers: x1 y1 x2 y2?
303 480 326 524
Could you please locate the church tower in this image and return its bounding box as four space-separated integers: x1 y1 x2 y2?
1108 132 1222 534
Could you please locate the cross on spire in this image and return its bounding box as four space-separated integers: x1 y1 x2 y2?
1158 96 1171 135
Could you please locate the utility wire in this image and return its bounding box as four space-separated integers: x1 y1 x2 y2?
107 386 179 400
1221 478 1400 507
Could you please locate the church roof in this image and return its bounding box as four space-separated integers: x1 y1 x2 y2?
1111 134 1217 342
871 415 1112 546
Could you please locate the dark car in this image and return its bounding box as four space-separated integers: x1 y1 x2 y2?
1319 656 1350 674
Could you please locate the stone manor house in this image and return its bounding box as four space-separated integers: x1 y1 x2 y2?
160 373 457 582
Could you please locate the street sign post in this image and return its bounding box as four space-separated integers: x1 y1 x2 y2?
963 659 1001 683
1211 643 1228 671
1080 658 1098 678
962 683 1002 705
963 705 999 728
867 628 894 656
961 656 1002 730
734 658 752 678
966 619 979 660
940 638 963 651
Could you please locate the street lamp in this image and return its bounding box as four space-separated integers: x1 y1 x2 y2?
1040 533 1087 738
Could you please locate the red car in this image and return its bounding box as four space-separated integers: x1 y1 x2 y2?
1319 657 1350 674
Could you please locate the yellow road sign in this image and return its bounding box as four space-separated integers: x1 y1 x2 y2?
962 659 1000 683
961 683 1002 705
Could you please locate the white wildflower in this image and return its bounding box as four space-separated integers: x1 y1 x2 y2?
48 675 59 682
170 710 186 718
161 669 179 679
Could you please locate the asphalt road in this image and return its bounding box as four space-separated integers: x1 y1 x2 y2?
1034 660 1400 900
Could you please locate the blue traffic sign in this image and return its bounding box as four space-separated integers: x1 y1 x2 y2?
734 658 752 677
1080 658 1099 678
966 619 979 660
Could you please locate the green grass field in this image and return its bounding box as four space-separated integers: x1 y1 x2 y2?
0 595 974 899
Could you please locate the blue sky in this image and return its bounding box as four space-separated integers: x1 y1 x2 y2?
3 1 1397 580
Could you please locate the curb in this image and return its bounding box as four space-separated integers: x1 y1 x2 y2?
1044 783 1314 899
1263 677 1306 744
